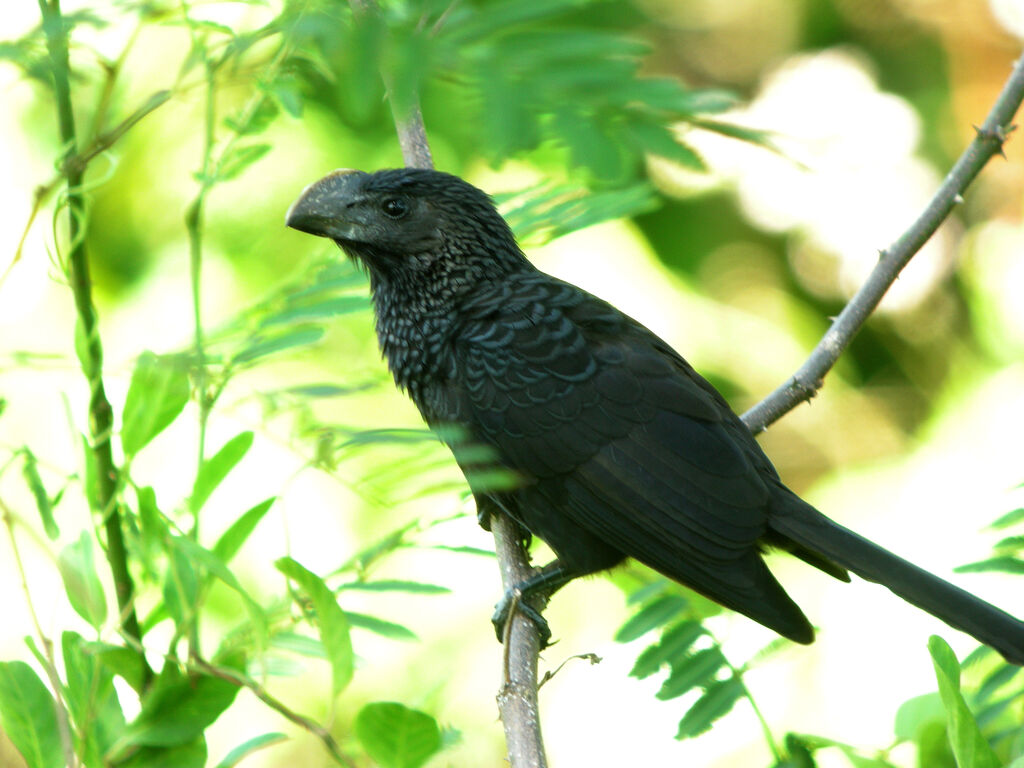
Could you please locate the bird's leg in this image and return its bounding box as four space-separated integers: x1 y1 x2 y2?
492 561 576 647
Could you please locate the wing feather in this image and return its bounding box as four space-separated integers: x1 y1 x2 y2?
425 273 814 641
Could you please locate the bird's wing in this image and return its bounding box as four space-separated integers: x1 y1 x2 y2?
428 275 813 641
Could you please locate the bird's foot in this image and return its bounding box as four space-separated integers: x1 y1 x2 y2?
492 585 552 648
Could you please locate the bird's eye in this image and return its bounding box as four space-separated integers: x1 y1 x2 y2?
381 197 409 219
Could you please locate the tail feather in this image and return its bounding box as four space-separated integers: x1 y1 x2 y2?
770 493 1024 666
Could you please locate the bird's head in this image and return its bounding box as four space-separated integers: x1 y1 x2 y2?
286 168 527 286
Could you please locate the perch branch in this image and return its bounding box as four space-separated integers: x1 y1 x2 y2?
742 53 1024 434
348 1 545 764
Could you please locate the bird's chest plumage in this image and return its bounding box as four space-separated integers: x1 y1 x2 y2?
374 294 456 405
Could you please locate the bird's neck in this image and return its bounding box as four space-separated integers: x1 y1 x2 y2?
365 241 529 398
368 261 467 398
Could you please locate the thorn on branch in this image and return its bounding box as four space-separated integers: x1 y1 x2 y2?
786 375 822 402
973 122 1015 158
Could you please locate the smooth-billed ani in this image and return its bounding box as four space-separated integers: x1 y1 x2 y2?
286 167 1024 664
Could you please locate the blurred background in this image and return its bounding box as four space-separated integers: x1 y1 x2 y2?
1 0 1023 766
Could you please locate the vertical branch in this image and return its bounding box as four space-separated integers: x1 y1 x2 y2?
492 514 549 768
345 2 545 765
36 0 151 687
391 106 434 170
349 0 434 170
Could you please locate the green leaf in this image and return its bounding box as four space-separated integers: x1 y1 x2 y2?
691 117 776 149
214 732 288 768
22 449 58 539
189 431 254 515
62 632 125 767
627 119 706 170
171 535 267 631
475 54 537 160
121 352 190 456
928 635 1001 768
85 641 149 694
989 507 1024 529
388 28 430 121
346 611 418 641
213 497 276 564
162 539 199 627
270 631 326 659
269 76 303 118
57 531 107 630
260 296 370 327
503 183 659 243
656 647 726 701
894 692 945 742
354 702 442 768
232 326 325 364
614 594 689 643
622 78 738 115
112 663 239 753
276 557 354 697
136 485 167 575
551 107 627 180
630 620 705 679
339 580 450 595
80 433 100 511
427 544 495 557
675 677 744 739
118 738 207 768
976 662 1021 702
214 143 271 182
0 662 62 768
955 556 1024 575
624 579 669 605
443 0 587 45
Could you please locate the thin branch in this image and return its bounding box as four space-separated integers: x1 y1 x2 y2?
189 656 358 768
742 52 1024 434
36 0 152 688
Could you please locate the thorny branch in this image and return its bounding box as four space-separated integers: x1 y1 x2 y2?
741 53 1024 433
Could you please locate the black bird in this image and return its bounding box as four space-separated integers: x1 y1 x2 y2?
286 167 1024 664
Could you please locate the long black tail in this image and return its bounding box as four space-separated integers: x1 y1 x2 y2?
770 492 1024 666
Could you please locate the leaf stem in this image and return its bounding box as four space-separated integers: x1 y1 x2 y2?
36 0 151 688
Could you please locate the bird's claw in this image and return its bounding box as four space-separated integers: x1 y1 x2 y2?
492 587 552 648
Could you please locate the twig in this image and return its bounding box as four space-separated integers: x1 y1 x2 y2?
36 0 152 688
189 656 358 768
741 53 1024 434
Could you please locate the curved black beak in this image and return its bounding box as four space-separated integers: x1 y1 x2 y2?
285 168 366 239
